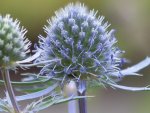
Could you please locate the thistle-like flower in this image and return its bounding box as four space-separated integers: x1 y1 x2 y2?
35 3 123 85
33 3 150 91
0 15 31 69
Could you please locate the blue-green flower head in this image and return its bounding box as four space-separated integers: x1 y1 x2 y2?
0 15 31 69
36 3 124 84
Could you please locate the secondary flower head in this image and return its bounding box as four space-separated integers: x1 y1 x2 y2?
0 15 31 69
35 3 124 85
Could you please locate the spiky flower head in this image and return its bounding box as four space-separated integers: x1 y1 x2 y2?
35 3 124 85
0 15 31 69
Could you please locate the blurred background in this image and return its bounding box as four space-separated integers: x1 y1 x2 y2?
0 0 150 113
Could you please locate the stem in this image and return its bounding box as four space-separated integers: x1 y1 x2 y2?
65 81 77 113
77 80 87 113
1 68 20 113
68 100 76 113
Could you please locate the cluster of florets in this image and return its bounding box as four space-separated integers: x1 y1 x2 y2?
0 15 31 68
35 3 124 84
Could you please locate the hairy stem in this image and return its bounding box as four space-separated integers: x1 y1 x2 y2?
1 69 20 113
77 80 87 113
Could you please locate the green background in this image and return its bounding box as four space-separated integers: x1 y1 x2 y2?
0 0 150 113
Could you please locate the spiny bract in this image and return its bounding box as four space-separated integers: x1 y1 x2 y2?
0 15 31 69
36 3 124 85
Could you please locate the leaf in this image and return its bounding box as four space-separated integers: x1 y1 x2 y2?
15 75 54 93
54 95 94 104
24 94 94 113
16 50 42 64
106 82 150 91
18 58 61 67
16 85 48 93
112 57 150 76
15 82 59 101
0 75 51 86
3 82 59 102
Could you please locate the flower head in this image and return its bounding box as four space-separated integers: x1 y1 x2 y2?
35 3 124 85
33 3 150 92
0 15 31 69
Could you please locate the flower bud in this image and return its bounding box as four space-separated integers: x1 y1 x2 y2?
0 15 31 68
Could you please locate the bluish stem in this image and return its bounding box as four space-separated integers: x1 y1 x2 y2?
68 100 76 113
77 80 87 113
66 81 77 113
1 69 20 113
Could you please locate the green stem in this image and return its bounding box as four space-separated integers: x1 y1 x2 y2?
1 68 20 113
